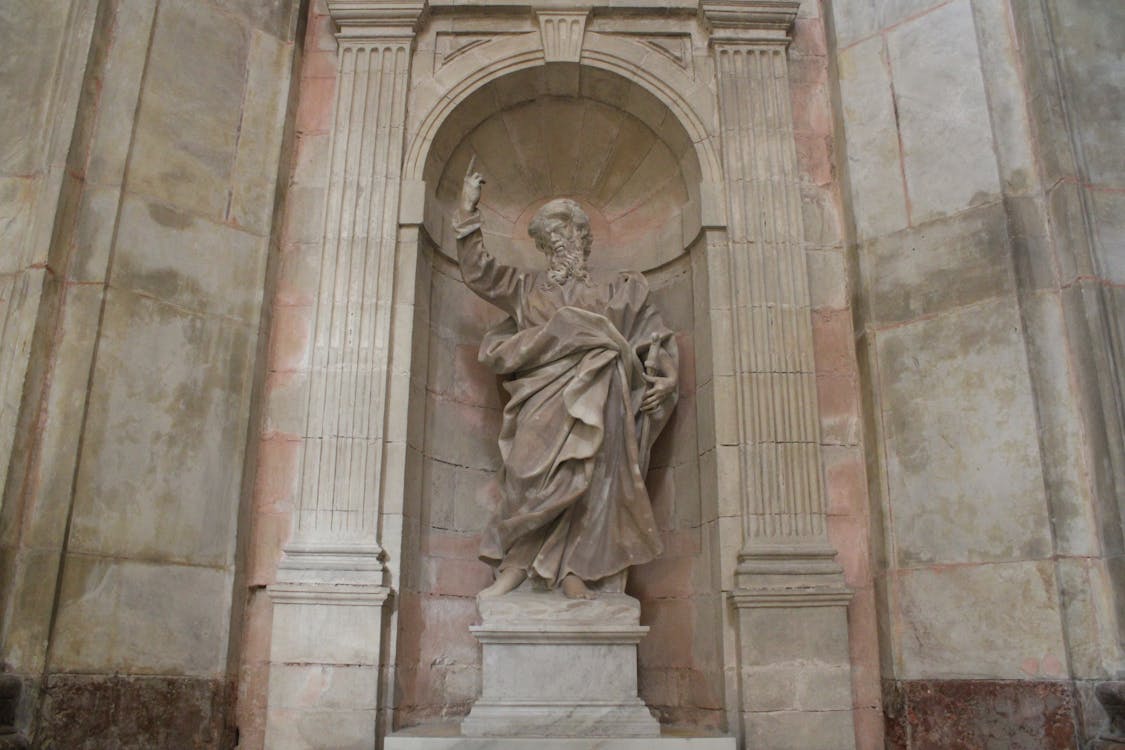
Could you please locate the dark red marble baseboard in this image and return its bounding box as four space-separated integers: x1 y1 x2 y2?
36 674 233 749
883 679 1079 750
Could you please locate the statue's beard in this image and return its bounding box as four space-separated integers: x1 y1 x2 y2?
547 240 589 285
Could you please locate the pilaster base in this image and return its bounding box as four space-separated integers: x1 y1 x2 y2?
263 580 390 750
461 591 660 738
732 546 856 750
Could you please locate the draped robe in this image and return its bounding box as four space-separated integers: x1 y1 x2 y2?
455 212 678 586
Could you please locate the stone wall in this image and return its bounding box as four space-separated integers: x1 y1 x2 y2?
3 0 1117 747
828 0 1125 745
0 0 300 745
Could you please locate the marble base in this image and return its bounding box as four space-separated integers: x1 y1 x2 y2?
387 725 736 749
461 591 660 738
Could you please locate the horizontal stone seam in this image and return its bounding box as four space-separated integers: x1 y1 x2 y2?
856 193 1008 243
42 671 228 680
108 282 262 329
863 291 1020 334
879 554 1105 574
422 387 503 412
61 549 235 572
1057 275 1125 291
269 661 377 668
109 187 276 241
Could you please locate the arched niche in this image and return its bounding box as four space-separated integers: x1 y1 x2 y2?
396 64 723 733
420 64 703 273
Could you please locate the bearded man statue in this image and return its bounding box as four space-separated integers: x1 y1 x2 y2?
453 158 679 600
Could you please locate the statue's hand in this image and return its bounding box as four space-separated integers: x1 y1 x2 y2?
641 372 675 413
461 155 485 214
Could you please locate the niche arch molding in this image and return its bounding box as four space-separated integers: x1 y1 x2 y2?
402 28 725 218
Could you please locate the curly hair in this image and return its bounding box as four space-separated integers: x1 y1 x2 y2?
528 198 593 257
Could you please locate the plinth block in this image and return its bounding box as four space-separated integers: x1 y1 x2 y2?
461 591 660 738
386 732 736 749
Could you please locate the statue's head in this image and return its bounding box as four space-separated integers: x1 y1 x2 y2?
528 199 593 260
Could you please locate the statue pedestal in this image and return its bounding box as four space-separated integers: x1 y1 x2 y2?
461 591 660 738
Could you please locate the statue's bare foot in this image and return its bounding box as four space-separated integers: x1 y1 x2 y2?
479 568 527 599
561 574 595 600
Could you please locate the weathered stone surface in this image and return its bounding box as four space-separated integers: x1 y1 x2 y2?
229 30 295 235
127 0 249 221
1049 0 1125 186
1046 181 1096 284
1018 292 1100 558
860 200 1015 327
892 562 1067 680
112 195 268 322
883 679 1077 750
0 547 62 674
836 35 908 241
213 0 296 39
1090 189 1125 284
67 288 256 567
37 674 232 749
268 665 378 711
1054 557 1120 679
876 298 1052 565
15 282 103 551
49 555 232 675
741 708 856 750
82 0 157 189
0 1 74 174
970 0 1037 195
885 0 1001 222
0 178 35 274
265 708 382 750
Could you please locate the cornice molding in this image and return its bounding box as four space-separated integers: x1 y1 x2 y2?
326 0 428 40
700 0 799 44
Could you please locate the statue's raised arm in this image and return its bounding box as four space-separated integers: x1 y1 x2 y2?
452 156 523 314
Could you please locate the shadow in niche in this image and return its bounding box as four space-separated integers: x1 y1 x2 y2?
393 63 725 734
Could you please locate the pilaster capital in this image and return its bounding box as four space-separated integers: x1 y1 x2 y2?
700 0 798 45
326 0 428 41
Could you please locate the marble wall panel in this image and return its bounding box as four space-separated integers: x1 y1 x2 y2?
1089 191 1125 284
859 201 1015 327
1047 0 1125 187
836 36 908 241
112 196 268 323
885 0 1001 223
49 555 233 675
876 298 1051 566
67 289 256 567
892 561 1068 680
127 0 250 222
0 0 74 176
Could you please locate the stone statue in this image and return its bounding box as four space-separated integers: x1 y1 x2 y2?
453 157 679 600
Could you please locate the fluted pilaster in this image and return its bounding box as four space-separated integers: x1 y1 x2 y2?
280 7 422 585
705 0 842 585
704 2 856 744
266 6 423 747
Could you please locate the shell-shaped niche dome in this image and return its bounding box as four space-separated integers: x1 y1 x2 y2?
423 67 701 272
